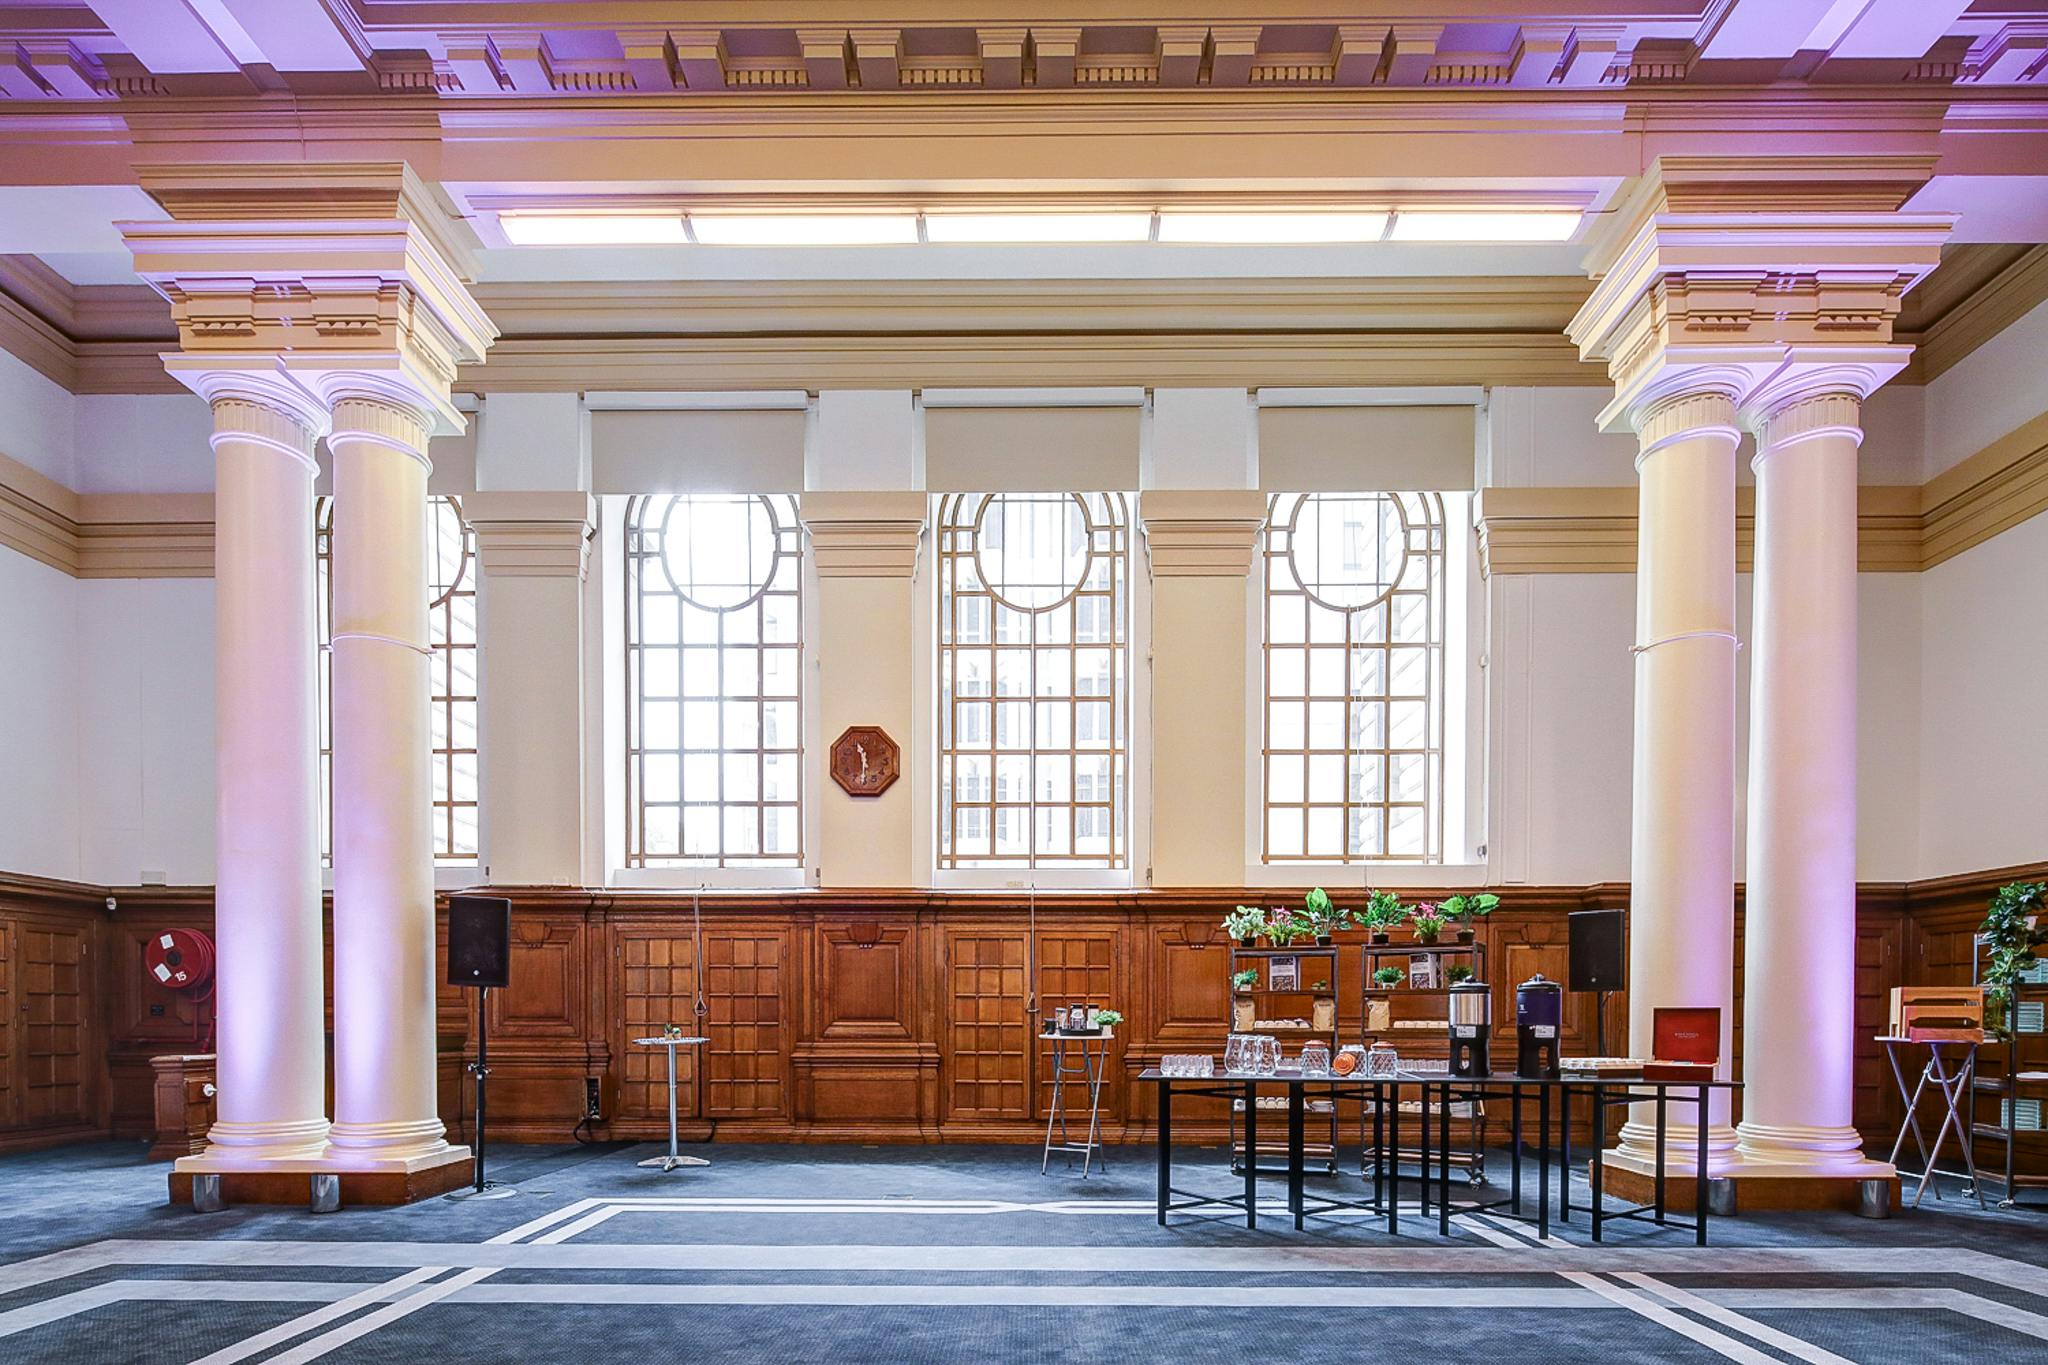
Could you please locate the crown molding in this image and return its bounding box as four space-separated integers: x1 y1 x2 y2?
0 449 211 578
1902 243 2048 384
1475 410 2048 577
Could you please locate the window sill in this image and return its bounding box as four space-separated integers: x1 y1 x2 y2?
608 867 809 891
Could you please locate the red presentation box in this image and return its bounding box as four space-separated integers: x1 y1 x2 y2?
1650 1006 1721 1077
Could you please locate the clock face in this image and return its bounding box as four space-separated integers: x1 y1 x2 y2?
830 725 900 798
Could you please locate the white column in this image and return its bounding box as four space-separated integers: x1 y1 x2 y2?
1735 385 1890 1177
192 383 332 1163
1617 387 1742 1171
323 390 463 1168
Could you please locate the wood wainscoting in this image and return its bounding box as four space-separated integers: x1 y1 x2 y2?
0 867 2041 1158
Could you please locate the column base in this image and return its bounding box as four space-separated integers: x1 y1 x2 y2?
1614 1118 1741 1175
1596 1153 1900 1217
171 1144 474 1207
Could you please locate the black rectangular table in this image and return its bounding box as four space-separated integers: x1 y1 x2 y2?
1144 1068 1738 1244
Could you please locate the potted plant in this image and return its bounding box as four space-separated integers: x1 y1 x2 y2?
1222 905 1265 948
1232 967 1260 992
1445 963 1474 985
1310 978 1329 992
1092 1009 1124 1030
1362 890 1403 945
1372 965 1405 989
1440 892 1501 945
1300 887 1347 946
1409 903 1446 946
1263 908 1309 946
1980 881 2048 1031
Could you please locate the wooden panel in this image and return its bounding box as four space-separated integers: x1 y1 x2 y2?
616 930 698 1122
1148 921 1230 1044
1035 930 1121 1121
814 919 915 1040
0 921 12 1127
490 916 586 1039
702 930 788 1119
16 921 89 1128
944 929 1029 1120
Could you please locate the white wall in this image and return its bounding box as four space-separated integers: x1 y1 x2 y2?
75 578 216 886
0 349 76 485
1918 512 2048 877
0 546 81 880
1925 295 2048 480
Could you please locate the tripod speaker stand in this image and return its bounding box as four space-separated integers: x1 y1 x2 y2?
446 895 518 1202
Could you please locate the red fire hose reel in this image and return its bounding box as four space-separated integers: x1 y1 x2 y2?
144 928 216 1050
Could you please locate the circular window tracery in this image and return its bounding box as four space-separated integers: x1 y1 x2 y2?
658 493 785 612
970 491 1093 613
1283 491 1411 613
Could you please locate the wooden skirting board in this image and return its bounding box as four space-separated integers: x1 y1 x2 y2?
3 863 2044 1159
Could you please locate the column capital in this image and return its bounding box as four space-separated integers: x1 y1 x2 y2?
464 491 597 578
1736 347 1911 441
190 369 330 468
799 490 926 578
123 163 496 438
1138 489 1268 577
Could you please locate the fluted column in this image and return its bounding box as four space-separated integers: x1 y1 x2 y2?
1616 387 1742 1171
1734 383 1892 1179
323 390 460 1167
193 382 333 1163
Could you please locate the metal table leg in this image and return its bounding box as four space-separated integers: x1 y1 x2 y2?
1538 1082 1551 1242
1288 1086 1306 1230
1588 1084 1602 1242
1243 1078 1258 1229
1654 1087 1668 1226
1438 1080 1452 1237
1155 1077 1170 1226
1388 1082 1401 1236
1695 1082 1709 1247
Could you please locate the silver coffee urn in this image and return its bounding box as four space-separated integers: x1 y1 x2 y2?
1449 979 1492 1078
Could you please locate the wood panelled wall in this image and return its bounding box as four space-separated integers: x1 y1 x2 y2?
0 866 2039 1157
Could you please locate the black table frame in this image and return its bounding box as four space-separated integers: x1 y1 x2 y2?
1147 1069 1738 1244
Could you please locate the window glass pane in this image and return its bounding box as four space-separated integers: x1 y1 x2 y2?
625 494 804 868
1261 492 1447 864
938 492 1129 869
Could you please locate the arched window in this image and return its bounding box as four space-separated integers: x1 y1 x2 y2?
315 494 479 866
1262 491 1446 863
623 494 804 868
936 492 1129 869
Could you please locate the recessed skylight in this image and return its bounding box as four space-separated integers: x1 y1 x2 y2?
499 214 687 246
687 214 920 246
1157 211 1390 243
923 212 1154 244
1387 210 1582 242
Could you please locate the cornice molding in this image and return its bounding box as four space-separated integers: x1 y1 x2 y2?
0 449 212 578
1473 445 2040 576
1138 490 1268 577
798 491 927 578
465 491 597 579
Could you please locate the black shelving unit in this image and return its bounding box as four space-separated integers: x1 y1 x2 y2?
1227 944 1340 1175
1360 939 1489 1183
1970 936 2048 1209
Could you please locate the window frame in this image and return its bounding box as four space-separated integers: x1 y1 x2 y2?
1242 488 1482 887
925 490 1146 889
604 493 816 890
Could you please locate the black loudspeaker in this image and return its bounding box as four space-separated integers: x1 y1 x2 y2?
1568 909 1626 994
447 895 512 988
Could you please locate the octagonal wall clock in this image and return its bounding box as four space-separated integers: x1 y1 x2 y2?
830 725 900 798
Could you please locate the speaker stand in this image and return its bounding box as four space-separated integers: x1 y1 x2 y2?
446 985 518 1202
1593 988 1608 1058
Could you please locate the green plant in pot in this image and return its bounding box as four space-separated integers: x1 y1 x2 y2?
1232 967 1260 992
1263 908 1310 946
1092 1009 1124 1030
1981 881 2048 1033
1440 892 1500 944
1409 903 1447 945
1222 905 1265 948
1372 965 1405 989
1300 887 1348 945
1445 963 1474 985
1362 890 1403 945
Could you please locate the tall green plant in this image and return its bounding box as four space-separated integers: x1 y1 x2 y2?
1981 881 2048 1031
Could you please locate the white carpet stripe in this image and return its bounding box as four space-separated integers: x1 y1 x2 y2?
488 1198 606 1245
1560 1272 1783 1364
187 1265 450 1365
1619 1273 1857 1365
261 1268 498 1365
1453 1217 1530 1249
